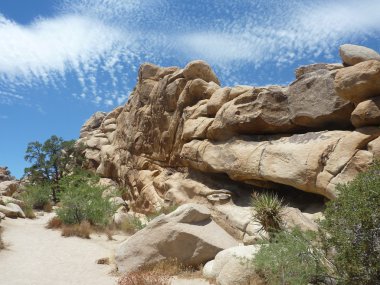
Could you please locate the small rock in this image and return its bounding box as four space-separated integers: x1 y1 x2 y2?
206 193 231 204
339 44 380 66
351 97 380 128
183 60 220 85
6 203 25 218
335 60 380 103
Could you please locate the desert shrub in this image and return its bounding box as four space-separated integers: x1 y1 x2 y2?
56 170 115 226
0 227 4 250
46 216 63 229
147 204 178 221
253 228 328 285
119 216 146 234
21 183 51 210
118 271 170 285
321 162 380 285
118 258 192 285
61 221 92 239
251 192 285 234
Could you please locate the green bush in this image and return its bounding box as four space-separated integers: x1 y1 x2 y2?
251 192 285 234
56 170 115 226
21 183 51 210
321 162 380 284
253 228 328 285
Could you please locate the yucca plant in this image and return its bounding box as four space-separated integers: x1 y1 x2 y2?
251 192 285 234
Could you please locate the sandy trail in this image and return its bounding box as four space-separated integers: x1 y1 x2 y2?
0 213 122 285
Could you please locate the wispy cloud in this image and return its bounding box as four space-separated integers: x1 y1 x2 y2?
179 0 380 66
0 0 379 106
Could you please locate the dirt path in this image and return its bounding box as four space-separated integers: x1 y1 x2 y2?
0 213 122 285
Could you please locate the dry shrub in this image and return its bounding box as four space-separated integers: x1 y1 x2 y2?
119 216 145 234
0 227 4 250
118 271 170 285
46 216 63 229
142 258 192 276
61 221 92 239
118 258 197 285
43 201 53 213
24 207 36 219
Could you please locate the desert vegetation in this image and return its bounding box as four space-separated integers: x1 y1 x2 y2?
250 162 380 285
118 258 200 285
0 226 4 250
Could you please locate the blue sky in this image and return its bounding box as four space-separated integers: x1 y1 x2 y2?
0 0 379 178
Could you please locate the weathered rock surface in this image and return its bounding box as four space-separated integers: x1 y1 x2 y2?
115 204 238 273
339 44 380 66
0 203 25 219
0 166 13 182
335 60 380 103
78 45 380 240
0 181 19 196
351 97 380 128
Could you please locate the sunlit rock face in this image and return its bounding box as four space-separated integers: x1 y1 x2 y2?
78 44 380 221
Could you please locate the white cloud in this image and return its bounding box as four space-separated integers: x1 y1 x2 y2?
0 14 123 79
179 0 380 65
0 0 379 106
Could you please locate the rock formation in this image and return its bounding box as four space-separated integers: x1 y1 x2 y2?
78 44 380 239
0 167 24 219
115 203 238 273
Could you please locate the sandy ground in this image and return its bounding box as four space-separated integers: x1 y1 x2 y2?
0 213 211 285
0 213 121 285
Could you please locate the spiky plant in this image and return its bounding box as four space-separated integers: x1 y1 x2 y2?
251 192 285 234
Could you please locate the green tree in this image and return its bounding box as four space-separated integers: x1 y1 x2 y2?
24 135 84 202
321 162 380 284
253 228 329 285
56 169 115 226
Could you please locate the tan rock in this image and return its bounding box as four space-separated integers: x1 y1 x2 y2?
207 86 295 140
5 203 25 218
228 85 252 100
335 60 380 103
0 204 20 218
80 111 106 138
202 245 263 285
183 60 220 85
295 63 343 78
288 69 353 129
115 204 238 273
0 181 19 196
207 87 231 116
339 44 380 66
182 117 214 141
351 97 380 128
368 137 380 157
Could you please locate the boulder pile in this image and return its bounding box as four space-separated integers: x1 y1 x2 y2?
0 167 25 220
78 44 380 240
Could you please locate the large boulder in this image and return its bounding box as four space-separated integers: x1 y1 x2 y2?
351 97 380 128
339 44 380 66
0 181 19 196
0 166 13 182
335 60 380 103
115 203 238 273
0 204 24 218
287 69 353 129
182 128 380 199
183 60 220 85
5 203 25 218
203 245 264 285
